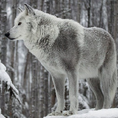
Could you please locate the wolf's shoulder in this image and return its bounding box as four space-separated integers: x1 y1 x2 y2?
35 9 84 32
84 27 113 41
84 27 110 36
57 19 83 29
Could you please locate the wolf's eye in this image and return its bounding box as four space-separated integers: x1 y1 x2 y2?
18 22 22 25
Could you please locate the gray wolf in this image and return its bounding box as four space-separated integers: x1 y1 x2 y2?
5 4 117 116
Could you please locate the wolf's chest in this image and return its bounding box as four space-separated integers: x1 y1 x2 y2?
24 40 56 63
24 41 64 74
24 41 44 59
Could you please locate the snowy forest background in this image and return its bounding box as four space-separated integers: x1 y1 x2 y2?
0 0 118 118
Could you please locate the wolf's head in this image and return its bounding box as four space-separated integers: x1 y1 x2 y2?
5 4 38 41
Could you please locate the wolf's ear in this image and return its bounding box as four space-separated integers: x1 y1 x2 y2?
24 4 37 34
24 4 35 16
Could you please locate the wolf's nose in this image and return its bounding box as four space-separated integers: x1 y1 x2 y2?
5 32 10 37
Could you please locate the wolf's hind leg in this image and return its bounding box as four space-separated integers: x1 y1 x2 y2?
99 68 117 109
87 78 104 109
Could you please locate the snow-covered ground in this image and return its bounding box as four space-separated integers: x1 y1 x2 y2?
45 108 118 118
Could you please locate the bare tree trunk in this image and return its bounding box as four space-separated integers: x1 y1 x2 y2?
40 66 44 118
8 1 17 117
112 0 118 41
87 0 91 27
0 0 7 116
0 0 2 111
10 0 17 82
1 0 7 65
111 0 118 108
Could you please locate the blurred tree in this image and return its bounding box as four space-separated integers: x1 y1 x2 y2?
0 0 7 116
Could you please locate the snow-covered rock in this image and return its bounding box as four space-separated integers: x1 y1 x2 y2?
44 108 118 118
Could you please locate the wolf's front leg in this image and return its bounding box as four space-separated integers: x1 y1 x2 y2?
64 71 78 116
48 76 65 116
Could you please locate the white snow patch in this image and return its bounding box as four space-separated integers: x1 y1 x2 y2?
44 108 118 118
0 61 21 104
0 61 18 93
0 114 5 118
0 109 5 118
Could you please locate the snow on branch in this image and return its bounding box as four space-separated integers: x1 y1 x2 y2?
0 61 21 104
44 108 118 118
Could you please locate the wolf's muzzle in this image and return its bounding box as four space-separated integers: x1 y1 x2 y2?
4 32 15 40
5 32 10 38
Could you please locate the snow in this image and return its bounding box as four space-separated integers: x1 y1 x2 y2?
0 61 21 104
0 109 5 118
0 113 5 118
0 61 18 93
78 94 89 109
44 108 118 118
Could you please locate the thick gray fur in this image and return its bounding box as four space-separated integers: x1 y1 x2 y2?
5 4 117 116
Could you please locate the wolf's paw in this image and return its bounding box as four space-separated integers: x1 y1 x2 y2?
48 112 55 116
63 111 76 116
48 111 62 116
55 111 62 116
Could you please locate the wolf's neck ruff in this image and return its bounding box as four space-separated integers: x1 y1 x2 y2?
24 23 60 51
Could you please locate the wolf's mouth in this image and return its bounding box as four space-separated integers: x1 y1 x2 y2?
9 35 21 40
